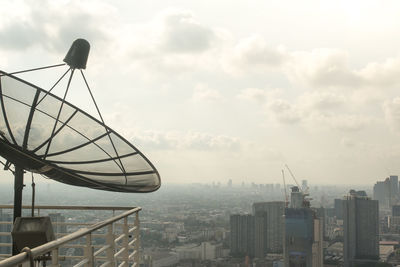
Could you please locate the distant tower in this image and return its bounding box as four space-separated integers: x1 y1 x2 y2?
343 190 379 267
373 180 389 209
301 180 308 192
284 187 323 267
390 175 399 204
228 179 233 188
373 176 398 210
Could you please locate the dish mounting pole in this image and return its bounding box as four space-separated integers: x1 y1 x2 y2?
12 166 24 255
13 166 24 222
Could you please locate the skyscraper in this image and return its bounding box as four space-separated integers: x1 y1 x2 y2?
252 201 285 254
373 175 400 210
230 214 255 257
390 175 399 205
334 199 344 220
254 212 268 258
284 208 314 267
343 190 379 267
391 205 400 232
284 187 323 267
373 180 389 208
393 205 400 217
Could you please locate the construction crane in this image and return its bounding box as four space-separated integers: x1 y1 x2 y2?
285 164 312 209
282 169 289 207
285 164 301 191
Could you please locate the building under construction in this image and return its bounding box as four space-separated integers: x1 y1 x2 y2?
283 186 323 267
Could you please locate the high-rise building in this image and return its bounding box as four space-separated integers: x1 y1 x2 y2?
334 199 344 220
390 175 399 201
230 214 255 257
284 187 323 267
312 217 323 267
391 206 400 233
343 190 379 267
252 201 285 254
230 202 285 258
254 212 268 258
373 180 389 208
373 175 400 209
284 208 314 266
393 205 400 217
314 207 326 240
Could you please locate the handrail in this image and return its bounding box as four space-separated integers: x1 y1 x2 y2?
0 206 141 266
0 205 134 211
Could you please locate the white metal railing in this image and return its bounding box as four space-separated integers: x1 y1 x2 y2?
0 205 141 267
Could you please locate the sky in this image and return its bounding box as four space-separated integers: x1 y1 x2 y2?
1 0 400 186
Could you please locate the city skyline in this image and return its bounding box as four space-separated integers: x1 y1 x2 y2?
2 1 400 185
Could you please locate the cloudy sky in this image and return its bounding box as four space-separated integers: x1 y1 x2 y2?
2 0 400 186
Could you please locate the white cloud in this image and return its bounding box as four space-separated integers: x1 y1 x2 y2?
223 35 287 74
266 99 302 124
238 86 370 131
383 97 400 132
122 9 225 77
359 57 400 88
297 91 345 111
158 9 216 53
130 130 241 151
0 0 115 53
287 49 362 88
237 87 281 105
191 84 222 103
328 114 370 132
287 49 400 91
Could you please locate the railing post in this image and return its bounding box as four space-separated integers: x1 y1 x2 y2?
84 233 94 267
51 248 59 267
123 217 129 266
106 223 115 265
134 212 140 265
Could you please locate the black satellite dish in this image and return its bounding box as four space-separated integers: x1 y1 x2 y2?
0 39 161 222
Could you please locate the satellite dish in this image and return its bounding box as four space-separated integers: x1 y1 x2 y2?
0 39 161 194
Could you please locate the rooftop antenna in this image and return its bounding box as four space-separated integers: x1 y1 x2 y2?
0 39 161 254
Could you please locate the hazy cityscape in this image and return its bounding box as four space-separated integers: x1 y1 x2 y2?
0 175 396 266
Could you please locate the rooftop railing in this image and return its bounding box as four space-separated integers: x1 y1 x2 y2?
0 205 141 267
